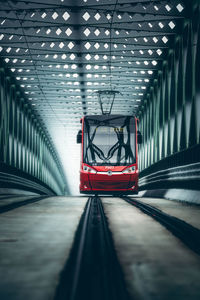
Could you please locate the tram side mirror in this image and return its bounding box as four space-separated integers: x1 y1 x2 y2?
76 130 82 144
137 131 142 144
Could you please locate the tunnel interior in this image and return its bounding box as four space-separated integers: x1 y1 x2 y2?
0 0 199 198
1 2 200 300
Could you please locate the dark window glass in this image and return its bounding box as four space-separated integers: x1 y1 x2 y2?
83 115 136 166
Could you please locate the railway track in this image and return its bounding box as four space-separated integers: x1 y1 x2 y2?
123 196 200 256
54 195 200 300
1 194 200 299
54 196 131 300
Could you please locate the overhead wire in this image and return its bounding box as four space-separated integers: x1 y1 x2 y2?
108 0 119 90
96 0 120 115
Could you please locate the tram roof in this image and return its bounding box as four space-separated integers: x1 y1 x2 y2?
84 114 135 120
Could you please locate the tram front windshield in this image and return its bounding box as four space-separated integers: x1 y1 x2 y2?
83 115 136 166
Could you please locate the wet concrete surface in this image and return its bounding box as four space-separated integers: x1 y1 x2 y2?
134 196 200 230
0 195 40 209
0 196 87 300
139 189 200 204
102 197 200 300
0 195 200 300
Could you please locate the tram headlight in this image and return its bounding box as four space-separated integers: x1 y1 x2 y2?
122 166 136 174
83 164 97 174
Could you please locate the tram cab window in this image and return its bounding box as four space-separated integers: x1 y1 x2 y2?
83 115 136 166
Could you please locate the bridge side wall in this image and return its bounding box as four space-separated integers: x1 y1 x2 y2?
138 3 200 195
0 66 67 195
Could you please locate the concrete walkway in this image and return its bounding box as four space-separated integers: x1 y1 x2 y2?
1 196 200 300
0 196 87 300
134 196 200 230
102 197 200 300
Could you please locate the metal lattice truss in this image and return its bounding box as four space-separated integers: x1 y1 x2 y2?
0 0 185 192
0 0 185 122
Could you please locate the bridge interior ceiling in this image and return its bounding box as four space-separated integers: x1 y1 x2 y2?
0 0 186 119
0 0 194 194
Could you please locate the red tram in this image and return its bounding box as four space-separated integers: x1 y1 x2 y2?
77 115 142 194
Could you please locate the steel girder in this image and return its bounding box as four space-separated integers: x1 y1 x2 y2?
0 66 68 194
138 1 200 190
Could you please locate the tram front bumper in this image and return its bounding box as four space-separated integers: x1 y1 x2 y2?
80 172 138 193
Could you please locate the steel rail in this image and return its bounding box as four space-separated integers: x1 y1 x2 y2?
123 196 200 256
69 196 92 300
54 196 130 300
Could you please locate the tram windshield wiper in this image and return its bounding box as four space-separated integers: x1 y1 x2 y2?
83 115 136 166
